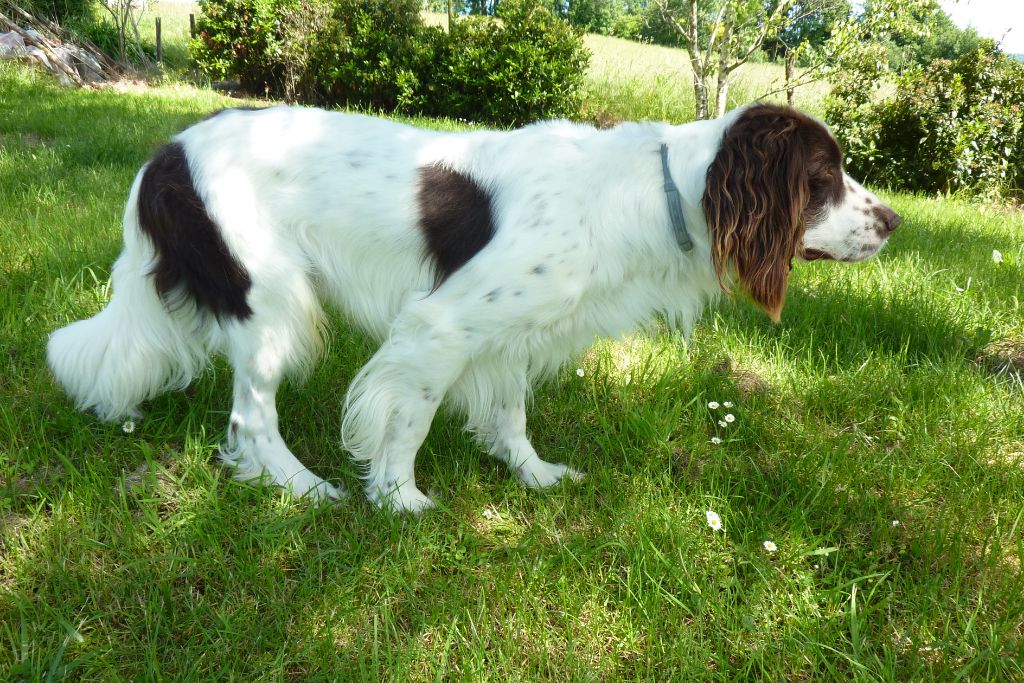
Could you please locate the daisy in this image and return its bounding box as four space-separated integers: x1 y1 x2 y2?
718 420 727 428
707 401 720 410
482 508 495 520
122 420 136 434
710 437 722 445
723 401 734 408
993 249 1003 264
705 510 723 531
892 519 900 527
576 368 585 377
724 414 735 423
763 540 777 553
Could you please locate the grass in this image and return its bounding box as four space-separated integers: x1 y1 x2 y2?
2 36 1024 682
582 33 832 124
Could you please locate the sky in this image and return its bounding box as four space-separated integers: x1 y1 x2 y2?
940 0 1024 54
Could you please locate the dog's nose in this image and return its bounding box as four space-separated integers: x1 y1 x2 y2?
876 205 902 235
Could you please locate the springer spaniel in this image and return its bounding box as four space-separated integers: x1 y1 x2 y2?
48 104 901 513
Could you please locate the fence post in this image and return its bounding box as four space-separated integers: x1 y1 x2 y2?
190 13 196 39
155 17 162 63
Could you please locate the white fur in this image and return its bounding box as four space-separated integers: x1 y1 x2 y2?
47 105 892 512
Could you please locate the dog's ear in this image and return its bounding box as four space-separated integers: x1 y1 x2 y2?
703 106 814 322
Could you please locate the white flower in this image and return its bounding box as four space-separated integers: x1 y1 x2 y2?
724 414 735 423
892 519 900 527
576 368 585 377
763 540 777 553
708 401 720 410
482 508 495 520
993 249 1004 264
723 401 734 408
705 510 723 531
710 437 723 445
718 420 728 428
122 420 135 434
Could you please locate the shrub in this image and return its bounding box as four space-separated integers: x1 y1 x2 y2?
428 0 590 126
192 0 288 92
315 0 439 112
827 47 1024 196
193 0 590 126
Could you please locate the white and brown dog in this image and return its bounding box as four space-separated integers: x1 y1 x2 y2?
48 103 900 513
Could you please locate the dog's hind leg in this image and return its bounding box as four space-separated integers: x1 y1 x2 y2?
453 357 584 488
342 303 474 514
219 273 341 502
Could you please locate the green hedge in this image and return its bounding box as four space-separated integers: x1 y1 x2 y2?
192 0 590 127
827 47 1024 197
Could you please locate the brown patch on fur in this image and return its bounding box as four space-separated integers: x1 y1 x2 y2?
417 164 495 290
703 105 844 321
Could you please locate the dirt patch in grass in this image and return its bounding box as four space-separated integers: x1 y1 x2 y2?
0 132 49 148
712 357 772 397
976 338 1024 379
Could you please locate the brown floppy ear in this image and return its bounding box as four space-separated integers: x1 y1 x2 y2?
702 106 812 322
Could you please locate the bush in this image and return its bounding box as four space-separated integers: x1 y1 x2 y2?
827 47 1024 196
426 0 590 126
192 0 292 93
193 0 590 126
315 0 439 112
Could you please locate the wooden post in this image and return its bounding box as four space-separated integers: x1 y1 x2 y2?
190 13 195 38
155 17 162 63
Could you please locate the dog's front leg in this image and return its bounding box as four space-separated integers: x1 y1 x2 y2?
452 357 584 488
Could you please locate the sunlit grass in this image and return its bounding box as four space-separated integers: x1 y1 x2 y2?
2 60 1024 680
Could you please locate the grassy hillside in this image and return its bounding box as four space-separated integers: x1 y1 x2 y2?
582 33 831 124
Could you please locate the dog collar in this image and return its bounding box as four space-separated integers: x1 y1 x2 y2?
660 144 694 252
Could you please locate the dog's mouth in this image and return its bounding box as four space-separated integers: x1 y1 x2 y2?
801 248 834 261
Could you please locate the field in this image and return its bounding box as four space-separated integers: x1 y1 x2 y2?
2 19 1024 682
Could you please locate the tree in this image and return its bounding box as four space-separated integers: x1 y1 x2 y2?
655 0 799 120
762 0 852 61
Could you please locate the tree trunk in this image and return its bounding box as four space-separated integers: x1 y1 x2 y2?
714 74 730 119
785 50 795 106
692 68 710 120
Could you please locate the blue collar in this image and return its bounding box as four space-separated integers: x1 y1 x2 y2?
660 144 694 252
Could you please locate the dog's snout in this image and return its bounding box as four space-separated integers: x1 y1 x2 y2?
874 205 902 235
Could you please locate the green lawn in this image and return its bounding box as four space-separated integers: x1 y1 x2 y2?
2 61 1024 680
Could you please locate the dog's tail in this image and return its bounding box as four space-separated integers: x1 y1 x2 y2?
47 156 215 421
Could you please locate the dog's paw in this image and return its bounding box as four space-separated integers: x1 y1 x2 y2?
368 482 435 515
301 479 346 503
517 459 584 489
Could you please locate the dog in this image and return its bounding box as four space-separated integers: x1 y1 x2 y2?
47 103 901 513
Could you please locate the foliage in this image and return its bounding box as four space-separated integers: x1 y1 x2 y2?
427 0 590 126
761 0 851 64
315 0 437 110
65 15 157 64
192 0 294 92
886 7 987 70
193 0 588 124
18 0 93 22
654 0 799 119
827 47 1024 196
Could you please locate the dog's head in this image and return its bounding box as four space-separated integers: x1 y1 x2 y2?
702 104 900 321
